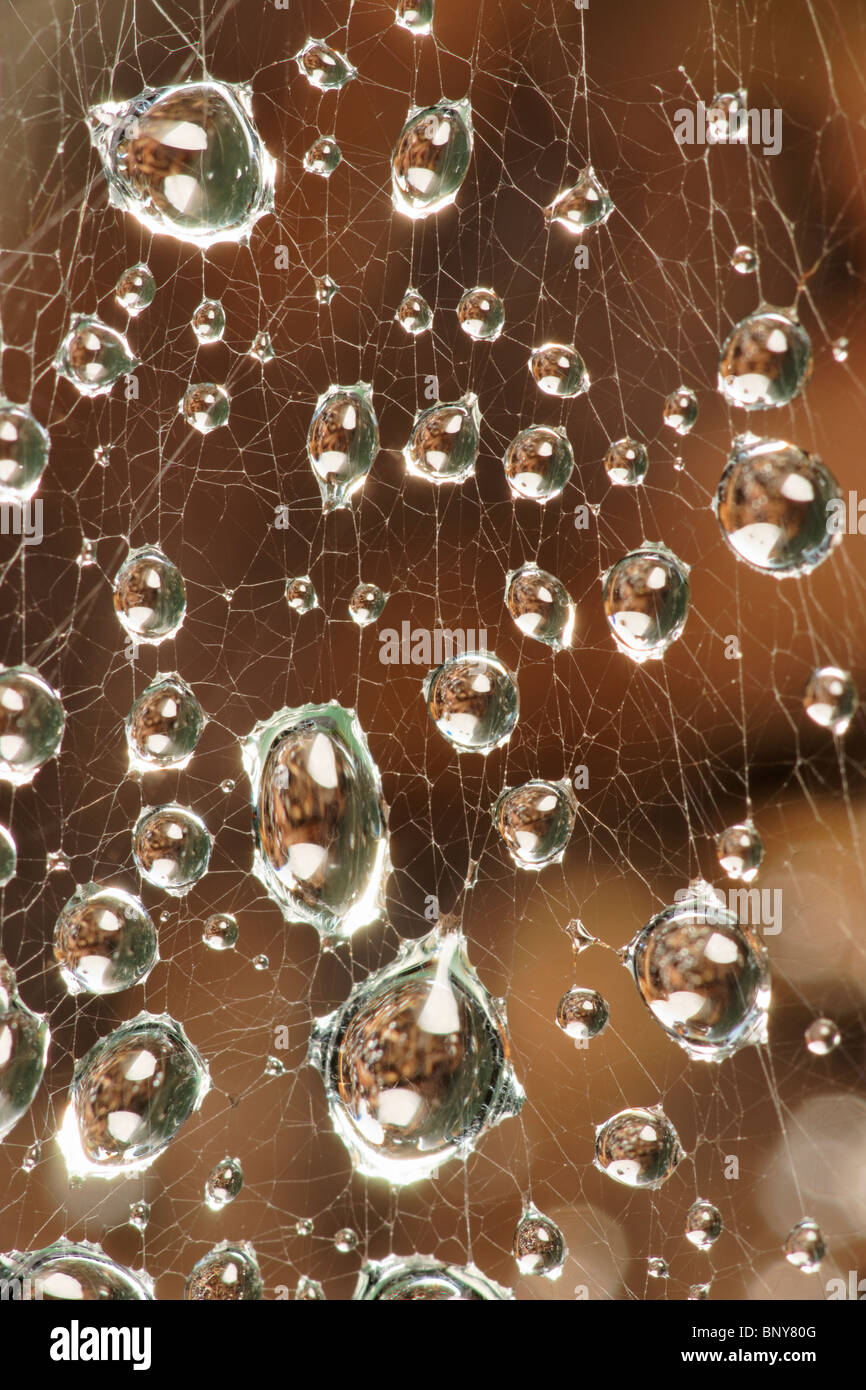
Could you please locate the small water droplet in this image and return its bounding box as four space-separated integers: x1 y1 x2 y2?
424 650 519 754
707 88 749 142
129 1199 151 1231
132 804 212 894
513 1204 566 1279
594 1105 685 1189
716 821 764 882
395 0 434 35
731 244 758 275
307 382 379 511
54 883 158 995
220 778 235 794
685 1199 723 1250
248 331 274 363
113 546 186 645
804 1017 841 1056
285 576 318 613
718 308 812 410
832 336 849 363
0 664 66 786
503 424 573 502
296 1274 326 1299
604 437 648 487
252 954 269 972
404 392 480 484
295 39 357 90
804 666 858 735
77 537 97 567
192 299 226 344
392 99 473 219
186 1241 262 1299
647 1256 669 1279
295 1217 314 1237
0 958 46 1143
334 1228 358 1254
205 1156 243 1210
555 985 609 1041
494 779 577 869
203 912 239 951
0 401 50 501
264 1055 287 1076
505 563 575 650
545 165 613 234
303 135 342 177
115 263 155 315
529 342 589 397
0 825 16 886
662 386 698 435
457 286 504 341
689 1282 712 1300
125 672 205 771
354 1254 512 1300
180 382 230 433
46 849 70 874
602 543 690 663
783 1218 826 1273
349 582 387 627
94 444 111 467
54 315 138 397
22 1140 42 1172
314 274 339 305
395 287 432 335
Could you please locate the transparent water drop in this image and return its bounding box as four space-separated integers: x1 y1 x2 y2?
803 666 858 735
242 701 389 942
602 543 690 663
494 779 577 870
0 664 65 786
804 1017 841 1056
594 1105 685 1189
303 134 342 177
391 98 473 219
718 307 812 410
54 315 138 398
544 166 614 234
673 456 685 472
529 342 589 397
186 1241 262 1300
832 337 849 363
716 821 764 883
22 1140 41 1172
503 424 574 502
202 912 239 951
663 386 698 435
295 1217 314 1237
513 1205 567 1279
0 1239 153 1300
285 576 318 613
53 883 158 996
294 39 357 90
47 849 71 874
0 825 16 886
95 444 111 466
205 1156 243 1210
732 244 758 275
60 1011 209 1178
349 582 387 627
77 537 97 568
132 803 212 895
129 1200 150 1231
707 88 749 142
0 958 49 1142
248 331 274 363
689 1282 712 1300
307 382 379 512
395 0 434 35
404 392 480 484
220 778 235 795
334 1228 358 1254
424 649 519 754
296 1274 326 1299
555 985 609 1042
264 1055 287 1077
113 545 186 644
87 80 275 248
114 262 155 315
623 885 770 1061
647 1256 669 1279
314 274 339 305
604 437 648 487
457 286 504 341
713 435 841 576
354 1254 512 1300
125 672 205 772
395 287 432 335
309 923 524 1185
505 563 575 650
180 382 230 433
685 1199 723 1250
0 401 50 501
252 954 269 972
191 298 226 344
784 1218 826 1273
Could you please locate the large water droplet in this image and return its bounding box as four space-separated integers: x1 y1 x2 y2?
685 1199 723 1250
594 1105 685 1189
242 702 389 942
423 650 519 754
0 825 16 886
202 912 239 951
602 544 690 663
113 546 186 644
513 1205 567 1279
186 1241 262 1299
87 81 275 248
391 98 473 219
718 308 812 410
307 382 379 512
0 1239 153 1299
784 1219 826 1273
294 39 357 90
555 985 609 1041
804 1017 841 1056
54 315 138 397
0 957 49 1141
53 883 158 996
309 925 524 1185
493 779 577 869
125 673 205 772
0 401 50 501
529 342 589 397
457 286 504 341
395 287 432 335
803 666 858 734
191 299 226 343
180 382 230 433
205 1156 243 1210
604 437 648 487
404 392 480 484
0 664 65 786
505 562 575 650
349 582 387 627
115 263 155 316
662 386 699 436
503 424 574 502
623 886 770 1061
716 821 764 883
132 803 212 894
395 0 435 35
545 166 613 234
354 1254 512 1300
303 135 342 177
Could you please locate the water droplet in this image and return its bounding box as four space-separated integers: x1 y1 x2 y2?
54 883 158 996
21 1140 41 1171
192 299 226 344
395 0 434 35
555 985 609 1041
129 1200 150 1231
115 262 155 315
663 386 698 436
404 392 480 484
113 545 187 644
395 287 432 336
94 445 111 467
88 81 275 248
732 244 758 275
0 958 49 1141
503 424 574 502
623 886 771 1061
61 1011 209 1177
54 315 138 397
784 1218 826 1273
0 825 16 886
513 1205 566 1279
309 924 524 1185
604 437 648 487
349 582 387 627
220 778 235 795
1 1239 153 1299
594 1105 685 1189
718 308 812 410
545 166 613 234
202 912 239 951
125 672 205 771
248 331 274 363
180 382 230 433
77 537 97 568
314 274 339 305
0 664 65 786
457 286 504 341
647 1256 669 1279
494 779 577 869
805 1017 841 1056
186 1241 262 1299
295 39 357 90
47 849 71 874
252 954 269 972
0 401 50 501
334 1228 358 1254
832 336 849 363
505 563 575 650
295 1217 314 1236
285 576 318 612
716 821 764 882
354 1254 512 1300
707 88 749 142
132 803 212 894
264 1055 287 1076
804 666 858 735
205 1156 243 1210
685 1199 723 1250
689 1282 712 1300
242 702 389 942
424 650 519 754
303 135 342 176
529 342 589 397
307 382 379 511
714 435 841 576
296 1274 325 1299
602 544 690 663
391 98 473 219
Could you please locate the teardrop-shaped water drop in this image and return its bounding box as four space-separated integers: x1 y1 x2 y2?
685 1199 723 1250
186 1241 263 1299
132 803 212 894
205 1155 243 1210
191 299 226 344
54 315 138 397
307 382 379 511
395 287 432 335
783 1218 826 1273
529 342 589 397
503 424 574 502
87 81 275 248
314 274 339 305
0 401 50 501
309 924 524 1185
716 821 764 883
395 0 435 35
731 244 758 275
505 563 575 650
285 576 318 612
555 985 609 1041
803 666 857 735
424 649 519 754
113 546 186 644
602 543 690 663
53 883 158 996
180 382 230 433
202 912 239 951
129 1200 150 1231
242 702 389 942
0 1239 153 1299
457 286 504 341
0 957 49 1141
125 672 205 771
303 135 342 176
718 308 812 410
248 331 274 363
349 582 387 627
294 39 357 90
115 263 155 316
804 1017 841 1056
404 392 480 484
604 437 648 487
663 386 698 435
0 664 65 786
513 1205 566 1279
494 779 577 869
354 1254 512 1300
0 825 16 886
594 1105 684 1189
545 166 613 234
391 98 473 219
